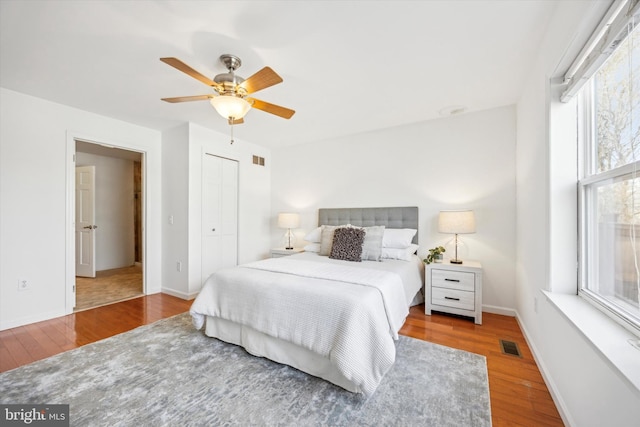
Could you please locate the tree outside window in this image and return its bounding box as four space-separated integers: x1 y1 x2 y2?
582 24 640 328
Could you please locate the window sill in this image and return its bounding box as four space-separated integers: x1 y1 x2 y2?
542 291 640 393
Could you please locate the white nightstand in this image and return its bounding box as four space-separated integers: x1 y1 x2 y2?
271 247 304 258
425 260 483 325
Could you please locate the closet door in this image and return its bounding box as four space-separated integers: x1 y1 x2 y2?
201 154 238 282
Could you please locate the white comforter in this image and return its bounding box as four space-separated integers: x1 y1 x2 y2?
190 256 409 395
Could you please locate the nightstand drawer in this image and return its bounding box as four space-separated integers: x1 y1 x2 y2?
431 269 475 292
431 287 475 311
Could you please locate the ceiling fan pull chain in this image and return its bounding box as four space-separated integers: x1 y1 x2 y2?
230 121 234 145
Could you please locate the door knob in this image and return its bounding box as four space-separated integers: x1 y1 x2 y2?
83 225 98 230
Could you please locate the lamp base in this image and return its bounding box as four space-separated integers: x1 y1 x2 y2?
450 259 463 264
282 228 296 250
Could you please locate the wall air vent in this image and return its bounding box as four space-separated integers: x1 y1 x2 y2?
499 339 522 357
252 155 265 166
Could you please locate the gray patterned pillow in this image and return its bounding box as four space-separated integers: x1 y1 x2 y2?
329 227 365 262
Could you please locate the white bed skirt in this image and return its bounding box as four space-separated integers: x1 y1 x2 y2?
205 316 359 392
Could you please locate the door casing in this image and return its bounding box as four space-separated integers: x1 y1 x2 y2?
65 132 147 313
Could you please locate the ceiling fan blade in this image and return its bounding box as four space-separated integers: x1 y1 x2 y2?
161 95 212 103
160 57 216 87
228 118 244 125
247 98 295 119
239 67 283 94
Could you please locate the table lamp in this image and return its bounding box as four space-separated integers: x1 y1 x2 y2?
278 213 300 250
438 210 476 264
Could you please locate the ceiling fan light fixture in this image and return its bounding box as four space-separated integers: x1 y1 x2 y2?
210 95 252 120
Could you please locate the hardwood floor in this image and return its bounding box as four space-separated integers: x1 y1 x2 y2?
0 294 191 372
400 305 564 426
0 297 563 426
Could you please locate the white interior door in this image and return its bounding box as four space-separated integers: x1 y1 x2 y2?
76 165 96 278
220 159 238 268
201 154 238 282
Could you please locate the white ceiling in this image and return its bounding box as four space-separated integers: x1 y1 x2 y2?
0 0 558 150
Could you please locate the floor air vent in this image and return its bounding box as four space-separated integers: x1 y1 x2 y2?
499 339 522 357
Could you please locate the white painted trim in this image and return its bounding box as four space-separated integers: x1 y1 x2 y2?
543 290 640 394
65 130 149 314
515 306 575 427
0 309 67 331
482 304 517 317
161 288 197 300
65 134 76 314
140 150 147 296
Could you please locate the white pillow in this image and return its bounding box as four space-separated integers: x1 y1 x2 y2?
360 225 385 261
382 228 417 248
303 243 321 253
304 227 322 243
319 224 351 256
381 244 419 261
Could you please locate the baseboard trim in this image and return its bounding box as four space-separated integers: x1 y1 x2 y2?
515 308 574 427
0 309 67 331
482 304 516 317
161 287 197 300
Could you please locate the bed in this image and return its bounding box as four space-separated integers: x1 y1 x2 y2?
190 207 424 395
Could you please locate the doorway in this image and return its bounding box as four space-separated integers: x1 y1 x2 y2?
74 140 144 311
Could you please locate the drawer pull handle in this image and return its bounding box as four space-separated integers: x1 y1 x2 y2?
445 278 460 282
444 296 461 301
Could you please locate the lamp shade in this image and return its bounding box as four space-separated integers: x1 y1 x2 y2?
277 213 300 229
210 95 252 119
438 210 476 234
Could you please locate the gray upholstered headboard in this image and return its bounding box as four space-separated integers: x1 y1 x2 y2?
318 207 419 244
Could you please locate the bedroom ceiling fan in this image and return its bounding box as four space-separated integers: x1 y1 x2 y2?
160 54 295 127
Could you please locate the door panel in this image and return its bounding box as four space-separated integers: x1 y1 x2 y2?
75 166 96 278
201 155 238 283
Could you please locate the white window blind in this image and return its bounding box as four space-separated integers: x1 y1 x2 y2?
561 0 640 102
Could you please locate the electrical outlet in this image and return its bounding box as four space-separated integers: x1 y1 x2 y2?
168 215 174 225
18 278 29 291
176 261 182 272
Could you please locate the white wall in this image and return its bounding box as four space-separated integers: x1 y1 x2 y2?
0 88 162 330
271 106 517 314
76 152 135 271
161 123 190 299
515 1 640 425
161 122 271 299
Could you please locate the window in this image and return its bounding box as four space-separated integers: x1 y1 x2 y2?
578 24 640 333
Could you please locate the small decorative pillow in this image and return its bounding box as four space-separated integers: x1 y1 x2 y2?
319 224 350 256
319 225 338 256
360 225 385 261
329 227 365 262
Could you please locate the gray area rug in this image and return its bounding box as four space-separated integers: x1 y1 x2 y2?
0 313 491 426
